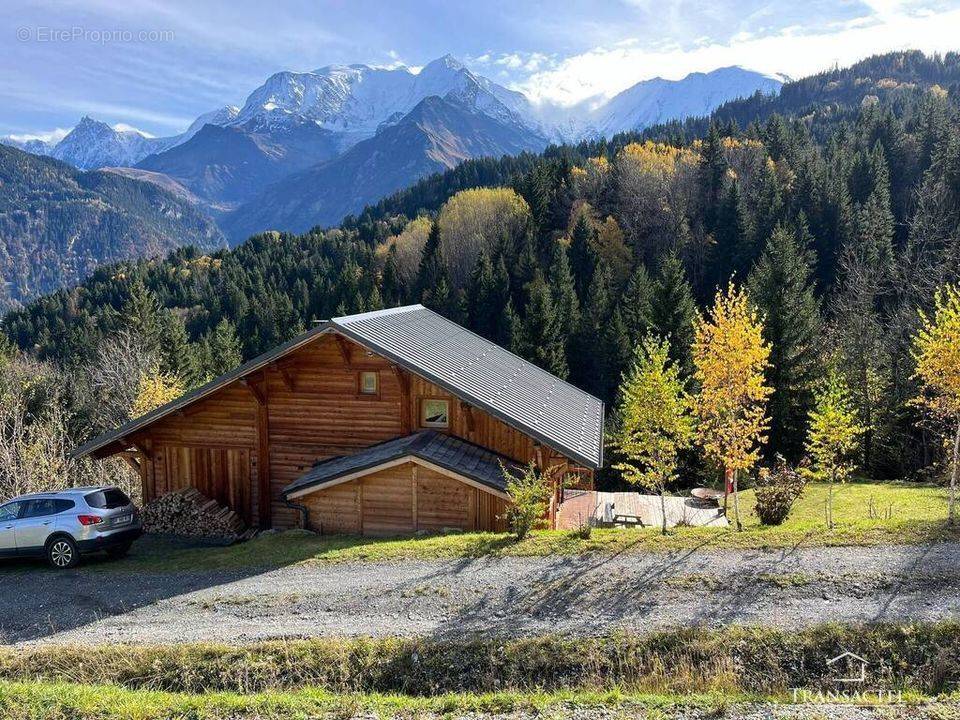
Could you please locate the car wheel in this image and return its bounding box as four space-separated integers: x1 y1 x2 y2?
46 536 80 569
105 543 131 559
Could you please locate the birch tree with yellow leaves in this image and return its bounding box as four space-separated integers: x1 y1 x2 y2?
912 284 960 525
693 283 772 531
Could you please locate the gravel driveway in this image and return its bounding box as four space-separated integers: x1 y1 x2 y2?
3 538 959 645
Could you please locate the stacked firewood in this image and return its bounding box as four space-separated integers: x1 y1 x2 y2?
141 487 246 539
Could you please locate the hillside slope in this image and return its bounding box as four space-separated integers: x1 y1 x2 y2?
136 120 341 209
0 145 224 309
223 95 547 239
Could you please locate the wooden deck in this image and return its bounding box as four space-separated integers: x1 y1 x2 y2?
556 490 729 530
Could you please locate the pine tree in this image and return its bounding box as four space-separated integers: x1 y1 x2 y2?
747 223 822 460
701 122 729 230
157 310 194 385
603 306 632 404
568 211 596 302
621 262 653 346
649 254 696 377
834 143 896 473
547 239 580 341
366 284 384 311
751 158 784 254
501 298 522 355
121 280 163 357
715 180 752 281
202 319 243 379
415 220 450 307
381 245 403 306
572 261 612 398
518 272 568 379
467 250 496 339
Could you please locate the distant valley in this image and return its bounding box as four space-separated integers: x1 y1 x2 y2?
0 55 782 306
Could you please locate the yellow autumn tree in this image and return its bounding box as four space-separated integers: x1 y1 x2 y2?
693 283 773 530
610 335 694 534
437 187 531 286
131 371 184 419
379 216 432 285
912 283 960 524
805 370 865 528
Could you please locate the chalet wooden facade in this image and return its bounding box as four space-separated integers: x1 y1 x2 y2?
73 305 605 534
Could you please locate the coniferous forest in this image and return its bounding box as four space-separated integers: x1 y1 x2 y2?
5 50 960 487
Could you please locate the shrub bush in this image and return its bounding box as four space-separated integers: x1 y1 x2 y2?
754 457 806 525
502 462 550 540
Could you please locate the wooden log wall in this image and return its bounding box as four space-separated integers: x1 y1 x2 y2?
129 332 574 530
299 461 509 535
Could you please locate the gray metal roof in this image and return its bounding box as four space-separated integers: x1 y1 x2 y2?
73 304 604 468
283 430 523 498
331 305 604 468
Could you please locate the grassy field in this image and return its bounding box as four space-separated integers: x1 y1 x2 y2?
5 682 956 720
108 480 957 572
0 683 790 720
3 622 960 718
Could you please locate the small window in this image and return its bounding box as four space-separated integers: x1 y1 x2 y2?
358 371 379 395
0 502 22 522
421 398 450 428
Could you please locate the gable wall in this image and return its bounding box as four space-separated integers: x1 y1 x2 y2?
130 332 571 529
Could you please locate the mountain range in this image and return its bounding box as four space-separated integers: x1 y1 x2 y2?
2 56 782 235
0 144 223 309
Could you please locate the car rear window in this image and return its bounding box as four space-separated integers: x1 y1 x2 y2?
85 489 131 509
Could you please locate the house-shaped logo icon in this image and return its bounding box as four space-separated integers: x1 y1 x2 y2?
826 651 869 683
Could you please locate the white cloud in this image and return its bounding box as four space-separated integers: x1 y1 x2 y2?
112 122 154 137
4 127 70 144
514 0 960 106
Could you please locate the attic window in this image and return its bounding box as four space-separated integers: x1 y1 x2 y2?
421 398 450 428
359 371 379 396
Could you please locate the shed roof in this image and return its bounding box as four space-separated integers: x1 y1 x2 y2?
283 430 523 498
72 305 604 468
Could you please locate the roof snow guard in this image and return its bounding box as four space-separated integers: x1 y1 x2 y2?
330 305 604 468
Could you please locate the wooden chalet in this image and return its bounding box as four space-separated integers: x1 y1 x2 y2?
73 305 605 534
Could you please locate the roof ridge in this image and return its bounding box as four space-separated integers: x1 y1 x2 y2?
332 303 423 324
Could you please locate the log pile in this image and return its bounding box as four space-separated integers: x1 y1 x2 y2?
141 487 246 539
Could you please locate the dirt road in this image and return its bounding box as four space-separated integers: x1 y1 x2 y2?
3 538 959 645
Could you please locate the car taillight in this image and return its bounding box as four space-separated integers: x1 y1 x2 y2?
77 515 103 525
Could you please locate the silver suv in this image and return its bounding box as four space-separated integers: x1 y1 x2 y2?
0 487 142 569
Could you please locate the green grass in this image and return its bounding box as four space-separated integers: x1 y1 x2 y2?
0 682 956 720
0 682 770 720
108 480 957 572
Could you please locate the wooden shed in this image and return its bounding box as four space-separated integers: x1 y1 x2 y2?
72 305 604 534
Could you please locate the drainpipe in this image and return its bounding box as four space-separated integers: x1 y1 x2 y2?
284 497 311 530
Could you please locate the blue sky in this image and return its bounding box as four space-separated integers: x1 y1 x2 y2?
3 0 959 139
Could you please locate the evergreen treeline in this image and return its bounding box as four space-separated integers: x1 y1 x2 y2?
5 50 960 483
